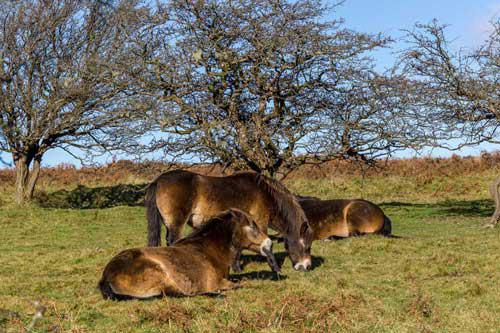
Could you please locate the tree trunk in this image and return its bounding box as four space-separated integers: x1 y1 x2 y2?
13 154 42 205
25 157 41 200
488 175 500 226
14 156 30 205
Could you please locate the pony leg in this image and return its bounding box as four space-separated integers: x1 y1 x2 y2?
326 235 346 241
218 279 240 291
166 217 186 245
158 210 186 246
231 250 243 273
167 227 179 245
194 280 240 298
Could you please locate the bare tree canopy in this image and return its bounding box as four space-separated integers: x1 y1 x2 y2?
400 19 500 148
0 0 149 203
4 0 494 206
132 0 419 177
400 19 500 226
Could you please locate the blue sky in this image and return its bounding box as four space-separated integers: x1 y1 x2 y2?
336 0 498 45
1 0 499 167
333 0 500 158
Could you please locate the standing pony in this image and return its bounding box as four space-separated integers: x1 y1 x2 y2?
145 170 313 271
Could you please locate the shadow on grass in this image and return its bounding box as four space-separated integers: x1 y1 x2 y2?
230 270 287 282
380 199 494 218
33 183 494 220
35 184 147 209
241 252 325 271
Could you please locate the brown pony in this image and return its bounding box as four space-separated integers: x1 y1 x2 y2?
99 209 280 300
297 196 392 240
145 170 313 271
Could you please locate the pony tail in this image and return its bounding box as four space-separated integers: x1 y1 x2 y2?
380 215 392 236
98 278 132 301
98 278 116 300
145 181 163 247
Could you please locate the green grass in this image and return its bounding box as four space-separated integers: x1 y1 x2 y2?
0 176 499 332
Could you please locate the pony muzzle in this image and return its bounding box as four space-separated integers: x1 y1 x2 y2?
259 238 272 256
293 258 311 272
260 238 280 272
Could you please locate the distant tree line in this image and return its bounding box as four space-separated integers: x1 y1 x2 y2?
0 0 498 214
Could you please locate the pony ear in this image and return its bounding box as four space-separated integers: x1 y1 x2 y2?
300 222 310 235
217 209 235 222
250 220 259 230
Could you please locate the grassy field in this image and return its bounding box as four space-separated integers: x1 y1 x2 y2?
0 166 499 332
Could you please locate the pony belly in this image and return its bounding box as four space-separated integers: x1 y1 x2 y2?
190 204 212 228
325 220 349 238
189 198 227 228
315 221 349 239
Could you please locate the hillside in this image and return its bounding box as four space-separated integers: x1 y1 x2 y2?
0 155 499 332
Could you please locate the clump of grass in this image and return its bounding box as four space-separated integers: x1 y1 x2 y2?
407 290 437 320
134 303 195 329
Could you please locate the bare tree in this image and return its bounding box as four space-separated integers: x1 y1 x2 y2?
0 0 149 204
400 19 499 144
132 0 421 178
400 19 500 225
315 68 432 165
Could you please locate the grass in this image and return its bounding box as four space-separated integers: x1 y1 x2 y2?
0 171 499 332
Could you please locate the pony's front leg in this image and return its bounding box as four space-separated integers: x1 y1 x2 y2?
231 250 243 273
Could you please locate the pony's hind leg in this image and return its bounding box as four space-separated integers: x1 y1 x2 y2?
157 208 188 246
165 214 188 245
167 222 183 245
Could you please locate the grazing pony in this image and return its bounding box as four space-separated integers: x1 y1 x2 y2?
297 196 393 240
145 170 313 271
99 209 280 300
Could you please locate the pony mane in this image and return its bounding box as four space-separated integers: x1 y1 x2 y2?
176 210 234 244
237 172 309 237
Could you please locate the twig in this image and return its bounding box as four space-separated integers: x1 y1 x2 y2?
26 301 46 332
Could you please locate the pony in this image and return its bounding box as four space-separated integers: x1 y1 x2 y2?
145 170 313 271
99 209 280 300
296 196 393 240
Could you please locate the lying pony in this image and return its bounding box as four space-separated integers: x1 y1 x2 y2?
99 209 279 300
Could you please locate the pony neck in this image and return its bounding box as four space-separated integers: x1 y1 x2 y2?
188 221 237 267
303 217 320 240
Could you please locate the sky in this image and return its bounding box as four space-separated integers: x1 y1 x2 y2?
334 0 499 67
1 0 499 167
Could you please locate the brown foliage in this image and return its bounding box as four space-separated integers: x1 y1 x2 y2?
2 153 500 190
290 152 500 180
